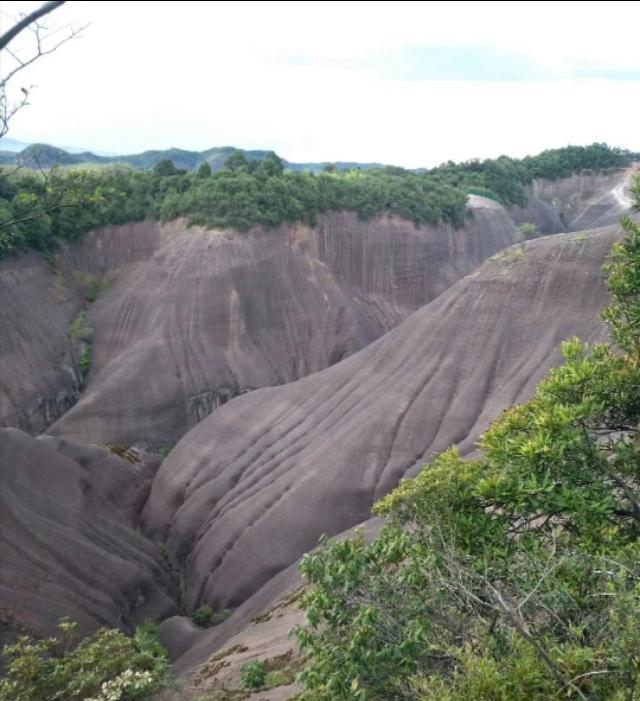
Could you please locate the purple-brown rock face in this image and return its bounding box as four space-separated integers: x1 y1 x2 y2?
16 202 517 447
0 429 177 643
141 226 617 616
0 170 635 663
511 169 635 234
0 253 83 433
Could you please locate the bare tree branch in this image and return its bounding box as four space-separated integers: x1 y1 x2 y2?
0 1 65 51
0 22 83 92
0 3 86 139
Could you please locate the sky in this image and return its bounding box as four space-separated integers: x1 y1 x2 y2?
1 0 640 167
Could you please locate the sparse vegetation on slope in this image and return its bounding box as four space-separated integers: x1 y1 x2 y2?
68 310 93 380
0 143 633 260
295 182 640 700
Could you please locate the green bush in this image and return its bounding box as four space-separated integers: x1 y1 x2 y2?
516 221 540 241
240 660 268 690
0 619 169 701
84 275 110 303
192 605 213 627
68 311 93 380
192 606 232 628
68 311 93 342
78 344 91 378
264 669 290 688
158 542 169 562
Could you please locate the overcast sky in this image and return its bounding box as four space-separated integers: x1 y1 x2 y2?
1 0 640 167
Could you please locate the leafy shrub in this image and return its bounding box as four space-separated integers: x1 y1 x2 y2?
240 660 268 690
0 619 169 701
157 542 169 562
78 344 91 378
192 606 213 627
68 311 93 342
516 221 540 241
264 669 290 688
191 606 231 628
84 275 110 302
68 311 93 380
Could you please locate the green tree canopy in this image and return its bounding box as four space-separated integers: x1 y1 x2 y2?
196 161 212 178
223 150 250 172
0 143 634 261
152 158 184 177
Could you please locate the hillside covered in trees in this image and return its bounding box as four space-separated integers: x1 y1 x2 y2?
0 143 634 259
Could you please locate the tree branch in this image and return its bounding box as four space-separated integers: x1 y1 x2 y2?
485 580 587 700
0 1 65 51
0 22 84 92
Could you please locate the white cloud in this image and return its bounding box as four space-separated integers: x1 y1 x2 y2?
1 1 640 166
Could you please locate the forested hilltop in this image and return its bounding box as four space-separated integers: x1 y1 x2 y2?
0 142 634 259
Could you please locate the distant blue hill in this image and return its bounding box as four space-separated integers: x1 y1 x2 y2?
0 138 117 157
0 141 389 173
0 137 32 152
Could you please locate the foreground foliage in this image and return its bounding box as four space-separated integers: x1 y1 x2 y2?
0 143 633 259
296 188 640 699
0 620 169 701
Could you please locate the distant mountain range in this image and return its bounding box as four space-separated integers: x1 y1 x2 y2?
0 137 118 158
0 140 387 173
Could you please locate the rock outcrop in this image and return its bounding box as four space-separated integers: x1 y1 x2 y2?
142 225 618 621
511 168 636 233
0 428 177 645
0 253 82 433
47 202 516 447
3 170 632 447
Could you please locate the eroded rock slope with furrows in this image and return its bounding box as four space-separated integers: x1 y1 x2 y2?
0 429 177 646
142 225 618 627
0 168 634 663
3 170 632 447
46 202 516 447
